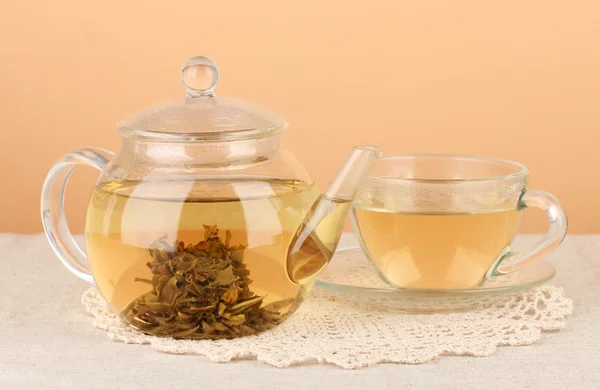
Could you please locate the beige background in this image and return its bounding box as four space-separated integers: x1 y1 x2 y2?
1 1 599 234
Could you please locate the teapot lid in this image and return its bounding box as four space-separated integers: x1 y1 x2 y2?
117 56 287 142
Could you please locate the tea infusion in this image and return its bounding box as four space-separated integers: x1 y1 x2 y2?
286 195 352 284
353 207 522 289
86 178 319 339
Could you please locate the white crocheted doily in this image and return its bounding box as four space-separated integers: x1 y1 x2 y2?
82 272 572 368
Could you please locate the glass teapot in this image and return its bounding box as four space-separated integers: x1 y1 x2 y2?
41 56 381 339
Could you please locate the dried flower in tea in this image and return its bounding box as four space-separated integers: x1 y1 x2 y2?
122 225 293 339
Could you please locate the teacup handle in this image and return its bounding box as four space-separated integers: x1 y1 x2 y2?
41 148 114 284
487 190 568 278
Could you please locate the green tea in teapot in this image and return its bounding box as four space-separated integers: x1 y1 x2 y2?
41 54 384 340
85 177 319 339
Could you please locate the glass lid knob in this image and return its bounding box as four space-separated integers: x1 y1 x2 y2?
181 56 220 98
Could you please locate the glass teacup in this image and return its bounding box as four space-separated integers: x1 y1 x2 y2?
351 155 567 290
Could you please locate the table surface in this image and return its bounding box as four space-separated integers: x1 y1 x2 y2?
1 233 599 389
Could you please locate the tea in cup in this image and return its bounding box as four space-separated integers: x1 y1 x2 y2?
351 155 567 290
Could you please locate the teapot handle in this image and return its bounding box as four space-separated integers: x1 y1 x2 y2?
41 148 114 284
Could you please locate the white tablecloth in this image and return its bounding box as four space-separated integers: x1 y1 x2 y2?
1 234 599 389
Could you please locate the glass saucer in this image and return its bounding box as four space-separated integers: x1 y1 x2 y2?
314 246 555 312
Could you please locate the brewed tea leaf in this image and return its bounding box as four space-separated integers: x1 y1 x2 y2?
186 304 217 314
176 311 195 322
223 313 246 326
201 321 215 334
229 295 265 313
212 321 229 332
171 326 200 338
230 245 245 263
121 226 292 340
185 282 204 296
215 265 234 285
143 301 173 311
221 283 239 304
159 276 182 305
133 277 153 285
225 230 232 248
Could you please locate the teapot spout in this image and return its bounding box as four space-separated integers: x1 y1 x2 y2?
286 146 382 284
